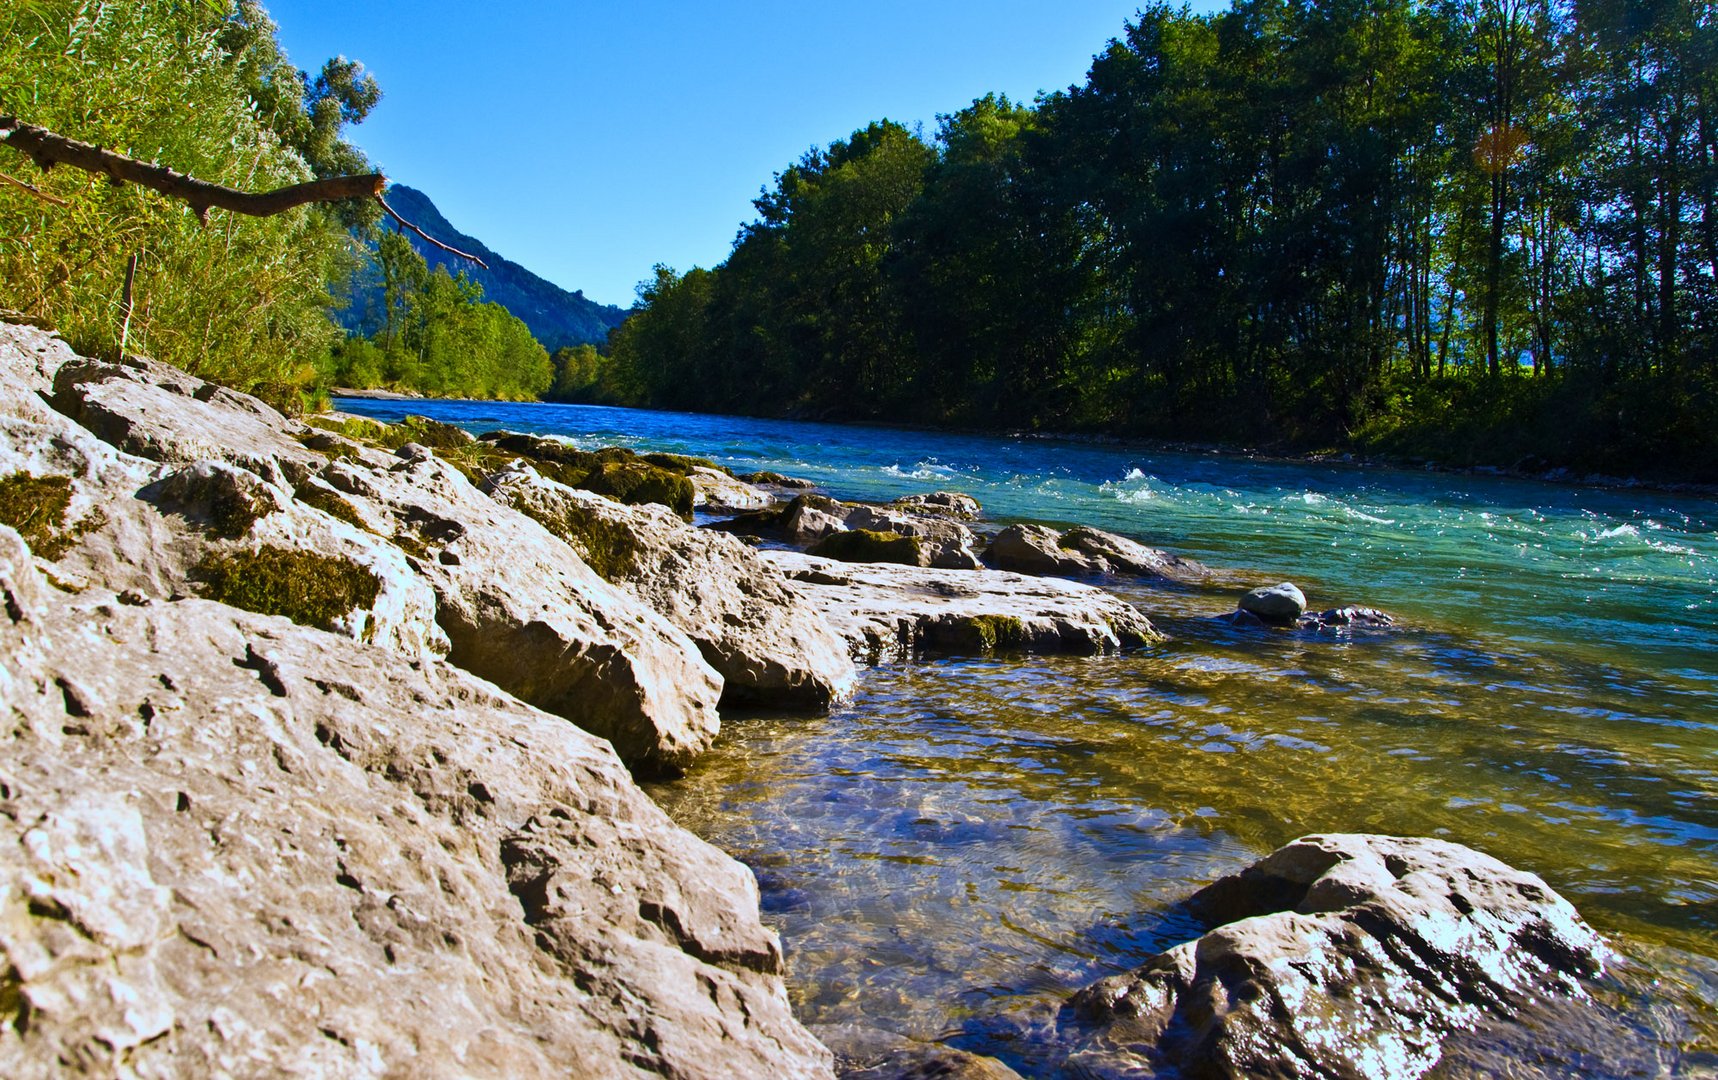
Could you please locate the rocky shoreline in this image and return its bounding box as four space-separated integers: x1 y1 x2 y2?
1 322 1620 1077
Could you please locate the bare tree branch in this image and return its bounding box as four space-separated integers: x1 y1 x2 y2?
0 168 68 205
376 194 489 268
0 116 384 221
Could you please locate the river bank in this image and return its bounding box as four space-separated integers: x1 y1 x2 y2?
1 321 1711 1075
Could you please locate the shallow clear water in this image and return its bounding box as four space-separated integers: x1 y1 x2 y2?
339 397 1718 1072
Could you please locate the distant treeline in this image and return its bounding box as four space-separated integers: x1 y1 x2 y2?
599 0 1718 477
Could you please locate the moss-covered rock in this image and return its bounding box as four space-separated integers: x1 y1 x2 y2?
513 498 642 581
191 546 381 631
963 614 1025 651
391 415 473 451
807 528 922 566
293 480 368 531
581 460 696 518
0 473 101 559
150 462 285 540
642 451 728 476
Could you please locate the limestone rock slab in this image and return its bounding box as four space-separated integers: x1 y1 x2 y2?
762 550 1162 663
0 524 833 1079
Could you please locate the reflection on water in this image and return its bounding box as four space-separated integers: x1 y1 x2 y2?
337 397 1718 1073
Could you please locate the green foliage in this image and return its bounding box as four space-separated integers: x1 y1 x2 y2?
0 473 100 558
0 0 377 404
808 528 922 566
191 545 380 630
609 0 1718 478
323 227 554 400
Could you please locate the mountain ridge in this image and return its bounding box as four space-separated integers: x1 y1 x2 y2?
343 184 628 351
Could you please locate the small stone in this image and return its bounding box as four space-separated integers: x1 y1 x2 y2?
1238 581 1306 625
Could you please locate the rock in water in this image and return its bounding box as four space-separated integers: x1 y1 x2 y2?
1238 580 1308 624
983 523 1107 577
1059 833 1614 1080
0 524 833 1078
1057 525 1208 581
890 491 982 519
763 550 1161 662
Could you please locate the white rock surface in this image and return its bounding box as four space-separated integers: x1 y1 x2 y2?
761 550 1162 662
0 524 833 1079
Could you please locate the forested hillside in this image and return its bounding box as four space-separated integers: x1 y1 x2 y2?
606 0 1718 479
340 185 628 351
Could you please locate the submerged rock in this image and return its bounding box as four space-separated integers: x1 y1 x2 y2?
763 550 1162 663
0 523 832 1079
1059 833 1613 1080
485 466 856 710
1238 580 1308 624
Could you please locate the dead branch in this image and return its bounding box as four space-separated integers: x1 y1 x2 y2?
0 116 384 221
0 168 68 205
1 117 489 269
376 194 489 268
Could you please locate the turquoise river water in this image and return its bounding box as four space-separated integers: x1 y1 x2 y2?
338 397 1718 1075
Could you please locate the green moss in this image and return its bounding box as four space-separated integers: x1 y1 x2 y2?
808 528 922 566
294 482 367 530
204 482 278 540
965 614 1025 651
306 415 392 444
392 415 473 450
192 546 381 631
515 501 641 581
0 473 77 558
391 530 432 562
642 451 728 476
580 460 695 517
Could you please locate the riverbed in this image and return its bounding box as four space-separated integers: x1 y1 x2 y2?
338 396 1718 1073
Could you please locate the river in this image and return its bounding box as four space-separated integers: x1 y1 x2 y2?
337 396 1718 1074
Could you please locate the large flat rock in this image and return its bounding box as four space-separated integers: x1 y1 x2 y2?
0 524 833 1079
761 550 1162 663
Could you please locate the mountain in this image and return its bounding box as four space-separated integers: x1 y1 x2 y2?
341 185 628 350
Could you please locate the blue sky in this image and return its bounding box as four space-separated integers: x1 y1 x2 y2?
267 2 1225 308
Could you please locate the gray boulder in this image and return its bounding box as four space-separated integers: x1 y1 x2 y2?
1060 833 1613 1080
845 504 982 570
1238 580 1308 624
323 451 724 774
0 525 833 1079
485 467 857 710
781 492 854 544
983 523 1106 577
763 550 1162 663
985 523 1204 581
1058 525 1207 581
